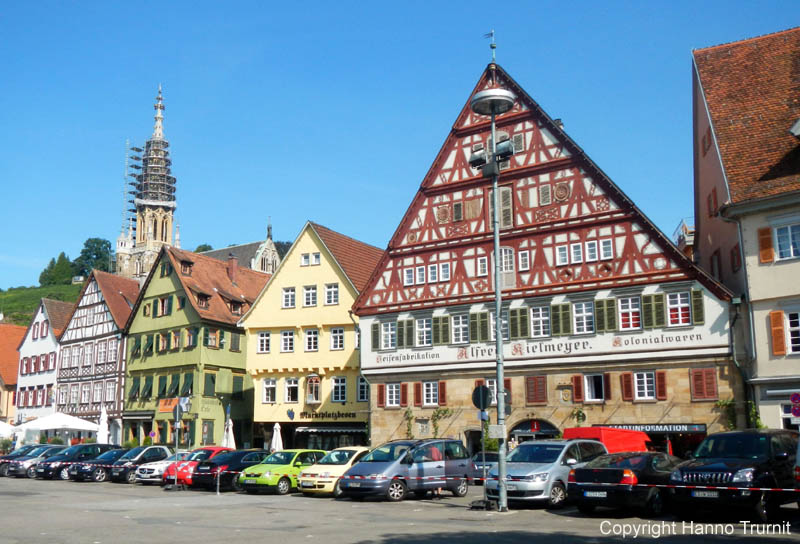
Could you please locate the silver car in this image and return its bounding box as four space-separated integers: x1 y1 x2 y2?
485 439 606 508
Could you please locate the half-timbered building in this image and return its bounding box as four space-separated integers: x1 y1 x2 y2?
56 270 139 444
353 63 742 456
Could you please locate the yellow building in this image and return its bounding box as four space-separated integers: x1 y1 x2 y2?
240 222 383 450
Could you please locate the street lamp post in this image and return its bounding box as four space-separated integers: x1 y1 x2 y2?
470 80 516 513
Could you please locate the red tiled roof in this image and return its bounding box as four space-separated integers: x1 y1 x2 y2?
93 270 140 329
310 223 384 292
694 27 800 203
165 247 270 325
0 323 26 386
42 298 75 337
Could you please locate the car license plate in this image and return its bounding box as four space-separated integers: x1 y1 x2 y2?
506 484 516 490
300 481 313 488
584 491 607 498
112 469 120 474
349 482 361 488
198 467 208 471
692 490 719 498
37 468 44 472
243 479 255 485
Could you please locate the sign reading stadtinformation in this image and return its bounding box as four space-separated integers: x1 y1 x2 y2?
593 423 707 434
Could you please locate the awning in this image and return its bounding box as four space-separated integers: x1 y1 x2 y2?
295 426 367 434
123 411 155 420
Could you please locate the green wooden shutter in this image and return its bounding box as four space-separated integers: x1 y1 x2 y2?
397 320 405 348
165 333 171 350
203 328 209 347
152 300 159 317
691 290 705 325
441 316 450 345
432 317 441 345
166 295 173 315
371 323 379 350
642 295 655 329
604 299 617 331
553 304 571 336
509 309 520 339
551 305 562 336
595 301 606 333
469 314 478 342
219 330 226 348
478 312 489 342
518 308 529 339
653 294 666 327
406 320 415 348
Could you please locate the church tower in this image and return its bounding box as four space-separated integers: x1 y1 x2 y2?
116 86 178 281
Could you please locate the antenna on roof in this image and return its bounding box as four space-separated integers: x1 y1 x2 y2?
483 30 496 63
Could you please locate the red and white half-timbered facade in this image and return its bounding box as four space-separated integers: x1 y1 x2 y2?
57 271 139 444
354 64 743 456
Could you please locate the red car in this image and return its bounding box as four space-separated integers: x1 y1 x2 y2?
162 447 232 486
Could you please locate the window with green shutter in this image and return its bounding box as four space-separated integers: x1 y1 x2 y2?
128 376 141 400
144 334 154 355
230 333 241 352
141 376 153 399
642 294 666 329
469 312 490 342
157 376 168 398
397 320 414 348
152 299 159 317
167 373 180 397
509 308 529 340
166 295 173 315
131 336 142 356
595 299 617 333
203 373 216 396
550 304 571 336
371 323 380 351
433 316 450 346
691 290 704 325
180 373 193 396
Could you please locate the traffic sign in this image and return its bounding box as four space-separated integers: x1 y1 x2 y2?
791 393 800 404
472 386 491 410
792 404 800 418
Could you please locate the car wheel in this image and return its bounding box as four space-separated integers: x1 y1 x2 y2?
26 466 37 479
0 463 8 477
386 480 407 502
126 470 137 484
276 477 291 495
546 482 566 509
58 467 70 481
92 468 107 483
754 492 776 523
577 503 596 515
643 488 664 517
451 478 468 497
333 479 344 499
231 477 243 492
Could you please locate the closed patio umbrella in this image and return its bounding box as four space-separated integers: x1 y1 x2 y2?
269 422 283 452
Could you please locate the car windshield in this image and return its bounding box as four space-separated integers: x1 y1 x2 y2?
209 451 238 464
262 451 295 465
318 449 358 465
188 449 215 462
27 446 52 456
360 443 413 463
166 452 189 462
507 444 564 464
472 452 499 462
694 434 770 459
120 447 146 460
59 445 84 457
42 448 65 458
586 454 650 470
96 450 123 461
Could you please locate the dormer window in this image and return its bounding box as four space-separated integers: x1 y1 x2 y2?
181 261 193 275
230 301 242 315
197 294 210 309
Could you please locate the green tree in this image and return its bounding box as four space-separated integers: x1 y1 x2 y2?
72 238 113 277
39 257 56 286
39 252 75 286
195 243 213 252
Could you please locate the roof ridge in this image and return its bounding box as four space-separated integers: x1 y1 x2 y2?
693 26 800 54
310 221 384 252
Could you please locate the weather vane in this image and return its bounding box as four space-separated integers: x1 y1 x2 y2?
484 30 496 62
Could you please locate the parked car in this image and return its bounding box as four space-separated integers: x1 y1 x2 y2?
135 451 189 485
298 447 371 497
339 439 472 502
0 445 40 477
36 444 118 480
69 449 127 482
568 451 683 516
470 451 499 485
192 449 270 491
669 429 799 522
485 439 607 508
110 445 171 483
162 446 232 486
7 445 67 478
239 449 326 495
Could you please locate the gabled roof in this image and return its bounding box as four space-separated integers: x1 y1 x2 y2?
309 222 384 292
0 323 26 386
201 242 263 268
92 270 139 329
42 298 75 337
694 27 800 203
126 246 271 330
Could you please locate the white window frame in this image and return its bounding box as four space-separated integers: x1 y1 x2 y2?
83 343 94 366
634 371 655 400
556 245 569 266
490 312 510 341
69 384 79 405
305 329 319 352
301 253 310 266
80 383 91 404
416 266 425 285
303 285 317 307
105 381 115 402
570 243 583 264
282 287 296 308
330 327 344 350
416 317 432 347
263 378 277 404
428 264 438 283
530 306 551 338
386 383 401 407
325 283 339 305
257 332 270 353
306 377 320 404
477 257 488 277
71 347 80 368
667 292 691 326
332 376 347 403
618 296 641 331
584 374 605 402
452 314 469 344
787 311 800 354
573 301 594 335
281 330 294 353
776 224 800 260
381 322 397 350
357 376 369 402
285 377 299 403
423 381 439 406
500 247 514 272
107 339 118 362
600 239 614 260
486 378 498 406
518 250 530 271
97 341 107 364
93 382 103 403
439 262 451 281
585 240 598 262
58 385 67 405
312 252 321 265
404 269 414 286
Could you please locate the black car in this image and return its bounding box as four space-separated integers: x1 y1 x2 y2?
192 449 270 491
0 445 39 476
110 445 171 483
669 429 799 522
7 445 67 478
568 452 683 517
69 448 127 482
35 444 118 480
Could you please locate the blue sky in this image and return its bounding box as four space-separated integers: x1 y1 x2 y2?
0 2 796 289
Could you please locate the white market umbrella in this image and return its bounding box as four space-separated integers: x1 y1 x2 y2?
96 405 109 444
269 422 283 452
0 421 14 439
14 412 99 433
221 417 236 449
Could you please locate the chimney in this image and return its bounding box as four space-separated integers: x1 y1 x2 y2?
227 253 238 283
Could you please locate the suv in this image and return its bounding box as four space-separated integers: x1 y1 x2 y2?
110 445 171 483
36 444 118 480
485 439 607 508
339 439 471 501
669 429 799 522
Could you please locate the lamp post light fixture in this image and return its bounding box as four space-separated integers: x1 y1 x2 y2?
469 81 516 513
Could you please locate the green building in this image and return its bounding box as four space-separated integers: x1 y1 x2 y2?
122 247 270 448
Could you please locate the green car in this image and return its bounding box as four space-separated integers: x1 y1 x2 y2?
238 449 326 494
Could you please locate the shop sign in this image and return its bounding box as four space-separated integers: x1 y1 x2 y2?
594 423 707 434
158 398 179 413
